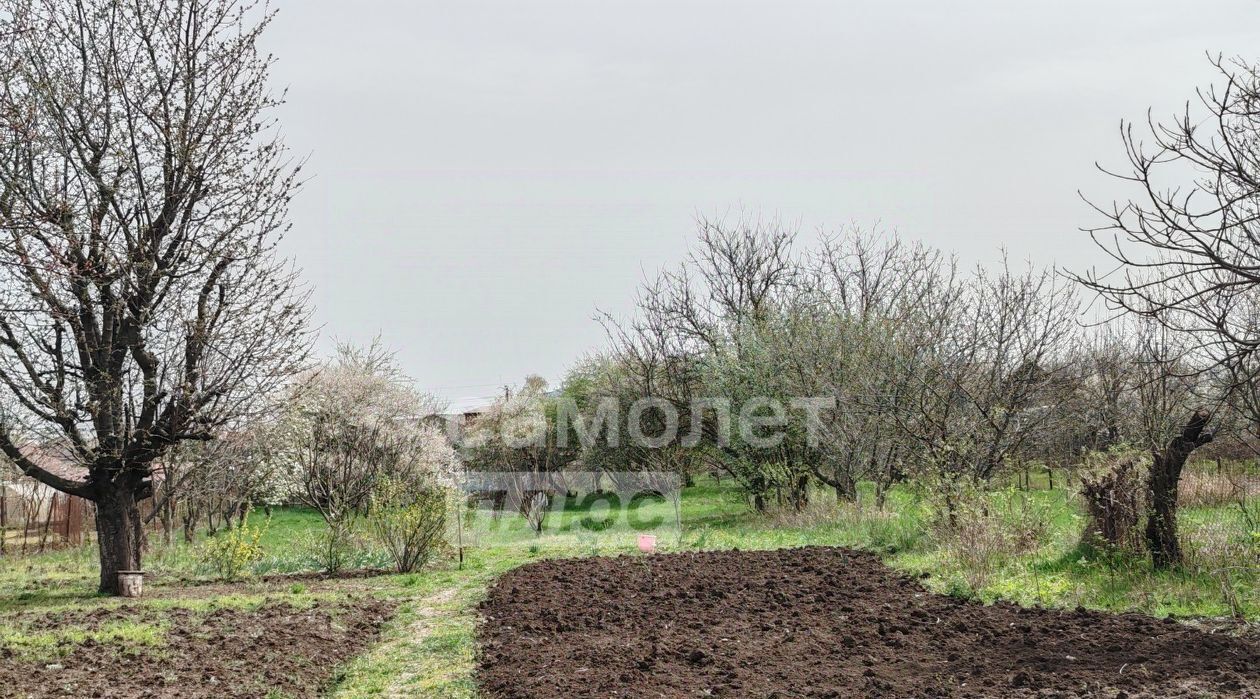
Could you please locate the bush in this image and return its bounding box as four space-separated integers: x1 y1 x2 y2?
928 486 1056 593
1078 449 1148 553
303 524 368 574
945 506 1012 593
368 478 449 573
196 517 266 580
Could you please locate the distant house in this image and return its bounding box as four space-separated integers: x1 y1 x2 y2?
425 397 493 445
0 445 93 547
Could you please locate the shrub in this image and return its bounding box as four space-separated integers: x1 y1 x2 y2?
945 506 1011 593
368 477 449 573
196 517 266 580
1078 449 1148 553
999 488 1056 550
927 486 1056 594
304 524 366 574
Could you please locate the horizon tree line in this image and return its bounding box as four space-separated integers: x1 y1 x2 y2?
0 0 1254 594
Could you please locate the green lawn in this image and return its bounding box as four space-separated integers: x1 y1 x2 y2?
1 476 1256 697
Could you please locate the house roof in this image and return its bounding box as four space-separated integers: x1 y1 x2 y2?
14 444 89 484
4 443 168 487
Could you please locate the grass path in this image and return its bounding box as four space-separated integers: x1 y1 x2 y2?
330 583 479 697
328 553 531 698
381 588 462 697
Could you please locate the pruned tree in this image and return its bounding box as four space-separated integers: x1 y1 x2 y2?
1069 56 1260 565
1147 407 1214 567
0 0 310 593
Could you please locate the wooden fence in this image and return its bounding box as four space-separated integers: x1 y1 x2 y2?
0 489 95 552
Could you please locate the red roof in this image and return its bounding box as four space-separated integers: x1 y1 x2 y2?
16 443 89 484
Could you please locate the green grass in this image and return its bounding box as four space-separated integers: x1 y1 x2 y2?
0 617 167 661
329 566 495 698
1 474 1256 696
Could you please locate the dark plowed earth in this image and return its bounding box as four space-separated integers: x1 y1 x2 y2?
0 598 396 698
477 547 1259 698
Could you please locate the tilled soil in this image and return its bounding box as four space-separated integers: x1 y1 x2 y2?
0 597 396 698
477 547 1260 698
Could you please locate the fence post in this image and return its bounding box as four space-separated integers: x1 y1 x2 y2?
69 497 81 545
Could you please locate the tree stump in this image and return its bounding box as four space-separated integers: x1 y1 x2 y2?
117 571 145 598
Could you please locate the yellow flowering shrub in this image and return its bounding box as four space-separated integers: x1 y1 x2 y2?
196 517 267 581
368 477 449 573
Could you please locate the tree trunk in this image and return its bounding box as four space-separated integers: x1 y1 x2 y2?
944 487 959 529
159 499 173 547
1146 409 1213 569
753 492 766 512
833 471 857 502
182 507 199 544
95 488 144 595
791 475 810 511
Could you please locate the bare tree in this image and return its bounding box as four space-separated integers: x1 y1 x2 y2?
1079 327 1138 451
0 0 310 593
1068 58 1260 565
1073 56 1260 376
153 430 275 544
894 260 1081 522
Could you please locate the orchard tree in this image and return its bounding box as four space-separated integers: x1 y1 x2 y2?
463 376 579 533
276 341 451 572
799 230 952 505
154 430 277 544
0 0 309 593
888 259 1080 524
602 216 803 510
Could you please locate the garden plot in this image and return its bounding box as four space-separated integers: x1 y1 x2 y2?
477 547 1260 698
0 596 395 698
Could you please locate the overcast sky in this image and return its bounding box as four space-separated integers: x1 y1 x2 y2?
262 0 1260 411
